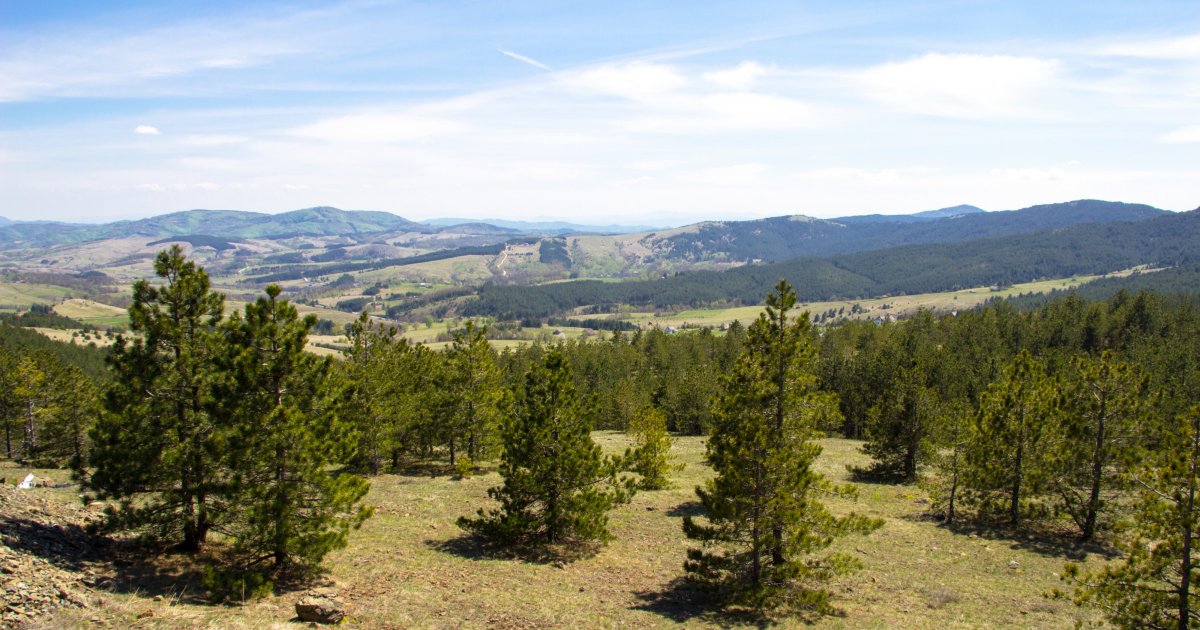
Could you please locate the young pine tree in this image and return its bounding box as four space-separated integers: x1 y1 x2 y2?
1063 404 1200 629
342 312 401 475
86 245 226 551
1050 351 1152 541
441 320 508 470
857 312 941 481
683 280 881 612
40 362 98 470
222 285 372 572
962 350 1058 526
458 350 634 546
626 406 680 490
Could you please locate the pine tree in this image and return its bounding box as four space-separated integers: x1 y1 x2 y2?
682 280 881 612
458 350 634 546
1051 351 1152 541
962 350 1058 525
0 347 15 458
857 312 941 481
222 285 372 571
41 363 97 470
1063 404 1200 629
626 406 679 490
342 312 401 475
859 359 939 481
441 320 508 469
86 245 226 551
11 355 47 462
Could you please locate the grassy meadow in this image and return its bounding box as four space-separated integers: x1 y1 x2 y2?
35 433 1107 628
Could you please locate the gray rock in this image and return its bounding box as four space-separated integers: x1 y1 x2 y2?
295 595 345 624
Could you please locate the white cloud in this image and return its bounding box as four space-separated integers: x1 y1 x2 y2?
563 62 687 100
1160 125 1200 143
702 61 769 90
856 53 1059 119
134 125 161 135
0 8 313 102
290 112 466 143
178 134 248 146
1099 34 1200 60
626 92 821 133
499 49 551 71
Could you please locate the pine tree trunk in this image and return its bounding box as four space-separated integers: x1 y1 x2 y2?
1010 438 1023 525
275 443 287 568
1179 419 1198 630
1082 393 1106 541
947 445 960 525
23 400 36 458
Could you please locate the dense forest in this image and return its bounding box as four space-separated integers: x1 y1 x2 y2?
4 247 1200 624
656 199 1164 262
463 209 1200 319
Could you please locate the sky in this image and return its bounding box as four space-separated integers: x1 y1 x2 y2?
1 1 1198 226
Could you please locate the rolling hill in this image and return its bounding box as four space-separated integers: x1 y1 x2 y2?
647 200 1166 263
0 207 429 248
459 208 1200 319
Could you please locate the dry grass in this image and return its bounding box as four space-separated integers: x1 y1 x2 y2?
613 273 1125 330
52 298 130 327
0 282 72 308
26 433 1113 628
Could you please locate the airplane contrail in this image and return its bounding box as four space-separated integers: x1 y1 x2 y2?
499 48 552 71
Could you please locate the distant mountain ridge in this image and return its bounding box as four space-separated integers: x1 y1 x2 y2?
424 218 662 234
0 206 428 248
833 204 986 224
650 200 1166 263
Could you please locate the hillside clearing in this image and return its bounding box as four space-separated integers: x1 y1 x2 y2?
35 434 1106 628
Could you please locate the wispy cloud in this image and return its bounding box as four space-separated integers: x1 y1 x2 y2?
134 125 161 135
856 53 1059 119
290 112 467 143
499 49 551 71
702 61 769 90
1160 125 1200 143
1098 33 1200 60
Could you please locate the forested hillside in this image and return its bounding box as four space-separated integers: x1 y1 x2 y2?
464 208 1199 319
655 199 1164 262
0 206 428 248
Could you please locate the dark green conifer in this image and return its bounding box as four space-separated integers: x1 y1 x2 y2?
962 349 1058 525
86 245 225 551
458 350 634 546
441 320 508 469
1063 404 1200 629
222 285 372 571
683 280 881 612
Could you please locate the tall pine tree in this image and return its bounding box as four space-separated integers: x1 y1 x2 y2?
222 285 372 571
963 350 1058 525
1063 404 1200 629
683 280 881 612
1051 351 1152 541
440 320 508 468
86 245 226 551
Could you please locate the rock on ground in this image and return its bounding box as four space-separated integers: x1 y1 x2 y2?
295 590 346 625
0 484 104 628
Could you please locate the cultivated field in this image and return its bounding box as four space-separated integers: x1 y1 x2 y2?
17 433 1107 628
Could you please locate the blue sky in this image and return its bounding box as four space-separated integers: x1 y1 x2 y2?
1 1 1198 225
